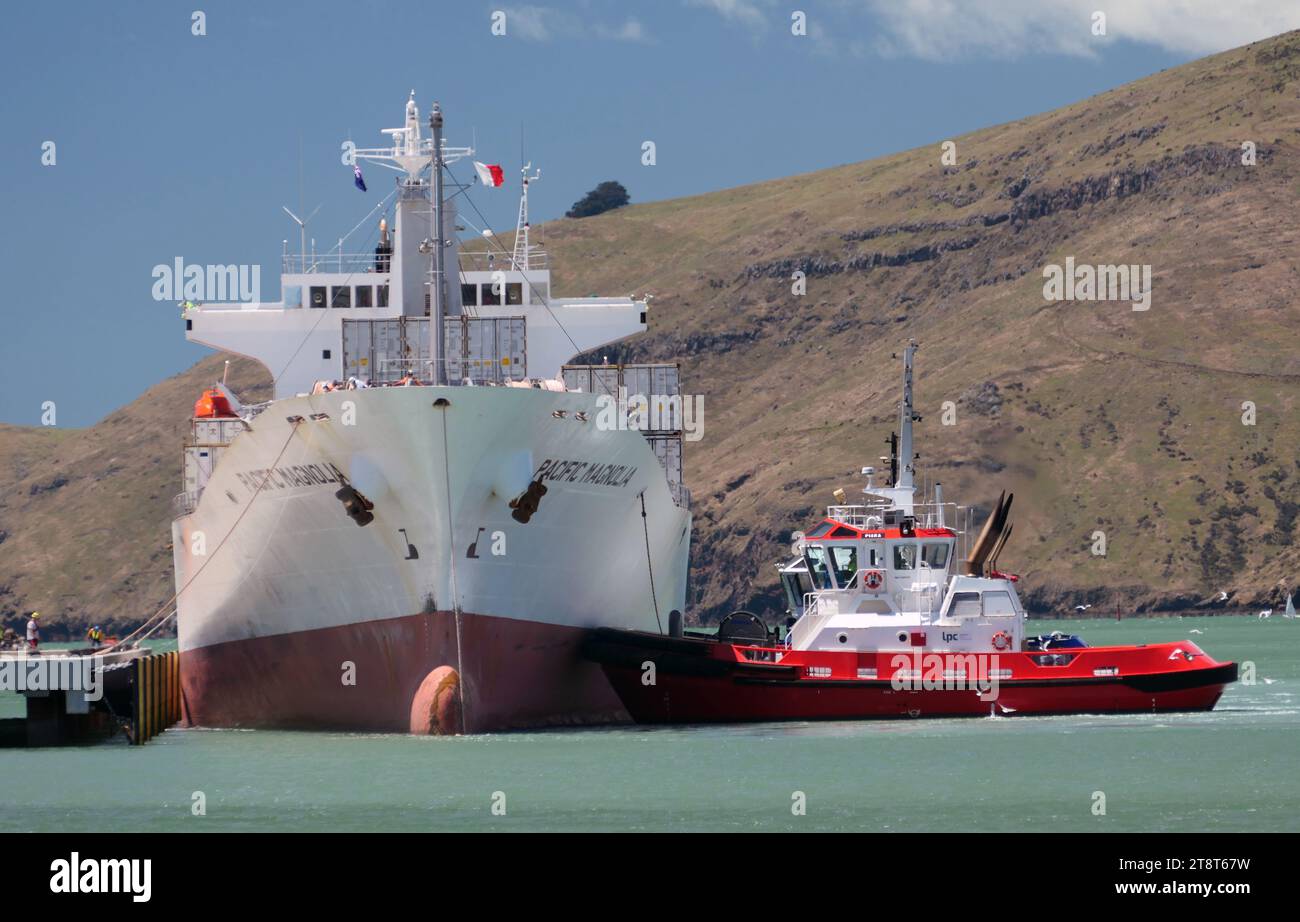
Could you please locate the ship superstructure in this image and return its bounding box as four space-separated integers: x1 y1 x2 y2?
171 94 691 733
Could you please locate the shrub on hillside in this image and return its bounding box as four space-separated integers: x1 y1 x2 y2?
566 181 630 218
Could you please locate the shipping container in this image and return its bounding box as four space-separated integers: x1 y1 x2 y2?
342 317 430 384
183 445 223 495
647 433 690 508
562 362 680 398
343 316 524 384
562 362 683 432
190 418 247 446
445 316 527 384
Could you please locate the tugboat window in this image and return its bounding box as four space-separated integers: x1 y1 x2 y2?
983 591 1017 617
950 591 982 618
922 543 950 568
829 546 858 587
310 286 327 308
805 522 835 539
482 282 501 306
893 544 917 570
803 546 833 590
355 285 373 308
506 282 523 305
377 284 389 308
331 286 351 308
461 283 478 307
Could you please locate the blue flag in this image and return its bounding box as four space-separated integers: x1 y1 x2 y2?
353 165 367 192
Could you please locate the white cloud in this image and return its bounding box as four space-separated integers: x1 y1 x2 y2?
860 0 1300 60
686 0 772 33
503 6 652 43
595 19 650 43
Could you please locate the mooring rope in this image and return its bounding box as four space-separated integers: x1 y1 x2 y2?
640 491 664 634
438 406 468 734
103 420 303 654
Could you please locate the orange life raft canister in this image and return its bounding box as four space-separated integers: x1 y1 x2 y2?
194 387 236 418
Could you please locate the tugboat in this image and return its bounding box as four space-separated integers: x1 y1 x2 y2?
584 342 1238 723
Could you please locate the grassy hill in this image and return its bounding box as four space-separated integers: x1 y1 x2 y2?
4 31 1300 634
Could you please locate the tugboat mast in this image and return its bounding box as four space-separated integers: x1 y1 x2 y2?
868 340 920 516
897 340 917 493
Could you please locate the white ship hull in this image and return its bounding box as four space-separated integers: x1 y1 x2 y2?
172 385 691 732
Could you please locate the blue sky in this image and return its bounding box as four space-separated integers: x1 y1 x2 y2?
1 0 1296 426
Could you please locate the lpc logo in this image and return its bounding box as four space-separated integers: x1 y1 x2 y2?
49 853 151 903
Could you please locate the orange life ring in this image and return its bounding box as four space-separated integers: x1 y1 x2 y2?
863 570 884 591
992 631 1013 651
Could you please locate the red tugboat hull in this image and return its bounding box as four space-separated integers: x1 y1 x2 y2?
583 629 1237 724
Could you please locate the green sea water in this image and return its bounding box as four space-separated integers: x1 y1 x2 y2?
1 616 1296 832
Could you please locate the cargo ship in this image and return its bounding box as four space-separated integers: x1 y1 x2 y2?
171 94 691 733
585 343 1238 723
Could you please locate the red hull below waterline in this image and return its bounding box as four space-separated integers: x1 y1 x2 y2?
180 610 630 734
583 630 1238 724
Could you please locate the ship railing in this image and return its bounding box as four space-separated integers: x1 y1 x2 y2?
457 250 549 272
826 501 962 532
895 581 943 619
789 591 838 650
283 253 391 274
242 401 273 421
171 491 199 519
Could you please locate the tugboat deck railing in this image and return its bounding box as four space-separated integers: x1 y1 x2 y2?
826 501 962 532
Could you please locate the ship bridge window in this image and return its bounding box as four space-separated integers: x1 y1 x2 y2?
892 544 918 570
310 286 327 308
983 591 1018 618
804 522 835 539
482 282 501 306
804 546 833 591
331 286 351 308
356 285 373 308
829 546 858 588
922 543 951 568
461 283 479 307
781 569 812 612
283 285 302 309
377 284 389 308
949 591 982 618
506 282 523 305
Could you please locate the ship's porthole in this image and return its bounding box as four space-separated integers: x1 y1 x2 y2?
897 631 908 644
837 633 849 645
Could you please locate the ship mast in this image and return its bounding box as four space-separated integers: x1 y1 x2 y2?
512 163 541 270
352 92 472 386
897 339 917 493
862 340 919 516
430 102 447 385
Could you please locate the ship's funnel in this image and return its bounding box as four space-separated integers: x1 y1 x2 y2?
962 491 1013 576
